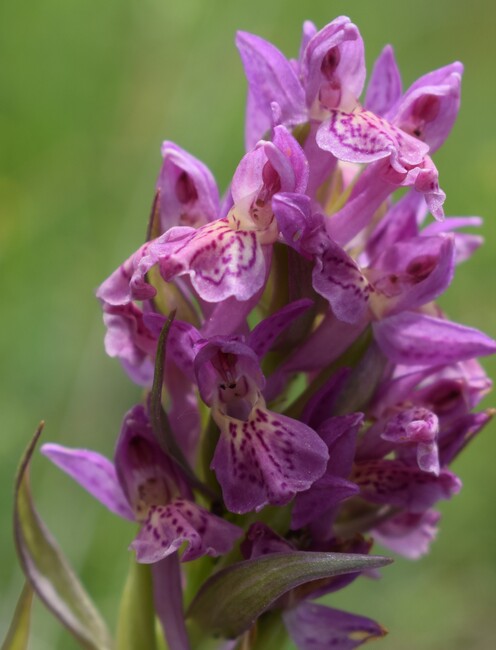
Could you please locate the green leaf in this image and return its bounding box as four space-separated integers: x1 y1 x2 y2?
187 551 392 638
116 560 157 650
1 583 33 650
14 423 113 650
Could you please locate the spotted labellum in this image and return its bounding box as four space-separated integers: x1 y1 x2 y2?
7 14 495 650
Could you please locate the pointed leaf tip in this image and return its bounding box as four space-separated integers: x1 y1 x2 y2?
14 423 113 650
187 551 392 638
1 583 34 650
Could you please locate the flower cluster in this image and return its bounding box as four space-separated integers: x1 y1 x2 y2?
41 16 494 650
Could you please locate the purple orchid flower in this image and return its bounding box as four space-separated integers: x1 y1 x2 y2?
193 324 329 514
98 126 308 308
156 141 220 231
41 404 241 563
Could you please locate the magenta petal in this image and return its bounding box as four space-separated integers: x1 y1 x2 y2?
40 444 134 521
155 219 269 303
353 460 461 512
301 17 366 110
373 510 441 559
312 237 372 323
373 312 496 366
152 555 190 650
392 62 463 152
291 475 359 530
284 602 386 650
97 242 157 306
103 302 156 385
248 298 313 358
211 407 329 513
157 142 220 231
368 234 455 318
317 109 429 172
236 31 306 149
365 45 402 117
130 499 242 563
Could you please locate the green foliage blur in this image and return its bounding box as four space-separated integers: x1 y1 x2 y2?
1 1 495 648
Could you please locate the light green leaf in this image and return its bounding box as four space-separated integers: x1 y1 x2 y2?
116 559 158 650
14 423 113 650
188 551 392 638
1 583 33 650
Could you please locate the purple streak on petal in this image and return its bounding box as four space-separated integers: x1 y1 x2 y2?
382 407 440 475
373 510 441 560
236 31 306 149
302 17 366 111
97 242 157 306
291 475 359 530
373 312 496 366
353 460 461 512
211 406 328 514
367 235 455 318
284 602 386 650
391 62 463 152
312 237 372 323
40 444 134 521
240 522 294 559
131 499 242 563
155 218 268 303
317 109 429 172
365 45 402 117
152 554 191 650
114 405 185 514
248 299 313 358
157 142 219 232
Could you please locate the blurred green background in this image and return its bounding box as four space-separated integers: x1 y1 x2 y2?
1 0 495 648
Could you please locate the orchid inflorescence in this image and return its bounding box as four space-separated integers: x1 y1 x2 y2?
10 15 495 650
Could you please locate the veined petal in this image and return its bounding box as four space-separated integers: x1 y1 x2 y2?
352 460 461 512
373 312 496 366
130 499 242 563
211 403 329 513
312 237 372 324
40 444 134 521
365 45 402 117
236 31 306 149
317 109 429 172
284 602 386 650
291 475 359 530
154 218 269 302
